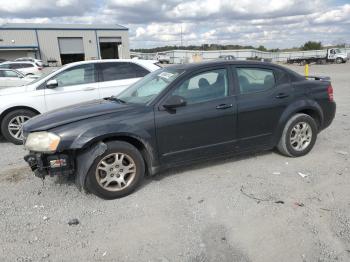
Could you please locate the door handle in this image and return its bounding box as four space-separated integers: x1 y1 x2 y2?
83 87 96 91
275 93 289 99
216 104 233 110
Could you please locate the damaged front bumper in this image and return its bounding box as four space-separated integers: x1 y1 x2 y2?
24 152 75 178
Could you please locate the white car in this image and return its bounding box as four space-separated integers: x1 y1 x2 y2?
0 69 37 88
0 61 43 76
15 57 44 67
0 59 160 144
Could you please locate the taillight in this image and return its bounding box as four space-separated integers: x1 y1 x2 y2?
327 85 334 102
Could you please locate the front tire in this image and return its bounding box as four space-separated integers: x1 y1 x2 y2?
1 109 37 144
86 141 145 199
335 57 343 64
277 114 318 157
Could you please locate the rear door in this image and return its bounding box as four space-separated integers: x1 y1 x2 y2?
97 62 150 98
155 66 237 164
233 65 294 149
44 63 100 111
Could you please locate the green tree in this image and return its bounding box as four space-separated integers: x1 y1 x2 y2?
301 41 322 50
257 45 267 51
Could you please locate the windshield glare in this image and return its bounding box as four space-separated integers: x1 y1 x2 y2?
117 68 183 104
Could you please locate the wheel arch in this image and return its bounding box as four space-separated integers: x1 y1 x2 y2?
0 106 40 131
272 100 323 146
77 133 159 177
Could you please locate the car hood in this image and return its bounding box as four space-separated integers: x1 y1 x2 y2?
23 99 140 132
0 85 28 95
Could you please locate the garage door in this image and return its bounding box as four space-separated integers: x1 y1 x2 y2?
58 38 84 54
99 37 122 43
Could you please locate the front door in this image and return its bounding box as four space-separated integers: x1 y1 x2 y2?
233 65 294 149
44 63 99 111
155 67 237 164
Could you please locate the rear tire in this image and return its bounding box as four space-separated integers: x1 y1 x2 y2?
1 109 37 145
86 141 145 199
277 114 318 157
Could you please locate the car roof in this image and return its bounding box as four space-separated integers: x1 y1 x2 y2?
64 59 156 66
1 61 36 65
165 60 288 70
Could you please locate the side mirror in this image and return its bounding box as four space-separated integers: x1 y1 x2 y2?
163 95 187 109
46 79 58 88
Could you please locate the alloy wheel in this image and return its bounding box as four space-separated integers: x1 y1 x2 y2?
95 153 137 192
8 115 30 140
289 122 313 151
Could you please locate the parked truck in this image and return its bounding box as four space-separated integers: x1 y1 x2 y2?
287 48 348 65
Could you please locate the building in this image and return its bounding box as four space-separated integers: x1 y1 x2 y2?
0 23 130 65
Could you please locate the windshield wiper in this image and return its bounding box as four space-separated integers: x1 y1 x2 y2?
104 96 126 104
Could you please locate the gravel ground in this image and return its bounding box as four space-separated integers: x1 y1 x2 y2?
0 63 349 262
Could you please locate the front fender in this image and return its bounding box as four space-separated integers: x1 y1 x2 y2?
272 99 323 145
53 113 159 174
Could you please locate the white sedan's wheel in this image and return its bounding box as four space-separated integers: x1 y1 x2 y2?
1 109 37 145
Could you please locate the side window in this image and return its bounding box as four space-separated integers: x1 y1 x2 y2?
21 63 34 68
236 67 275 94
53 64 96 87
3 70 19 77
274 69 290 85
171 68 228 105
10 64 21 69
0 64 10 69
129 63 150 78
100 62 141 82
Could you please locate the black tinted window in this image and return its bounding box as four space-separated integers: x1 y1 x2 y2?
100 62 149 82
236 67 275 94
172 68 228 105
275 69 290 85
21 63 34 68
10 64 21 69
129 63 150 77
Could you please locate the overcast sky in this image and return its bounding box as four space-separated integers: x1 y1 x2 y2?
0 0 349 49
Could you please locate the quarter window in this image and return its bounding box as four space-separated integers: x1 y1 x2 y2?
236 68 275 94
172 68 228 105
100 62 150 82
53 64 96 87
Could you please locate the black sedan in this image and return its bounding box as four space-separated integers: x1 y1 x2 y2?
23 60 336 199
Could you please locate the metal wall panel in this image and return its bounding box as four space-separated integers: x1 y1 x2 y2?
0 30 37 47
58 38 84 54
37 30 98 65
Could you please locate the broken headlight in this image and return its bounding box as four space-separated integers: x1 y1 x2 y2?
25 132 60 153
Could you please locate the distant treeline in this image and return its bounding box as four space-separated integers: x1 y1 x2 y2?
131 41 347 53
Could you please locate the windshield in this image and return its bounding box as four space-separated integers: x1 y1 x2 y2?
28 68 59 85
116 68 184 104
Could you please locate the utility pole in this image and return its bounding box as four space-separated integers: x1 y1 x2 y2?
180 24 183 47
